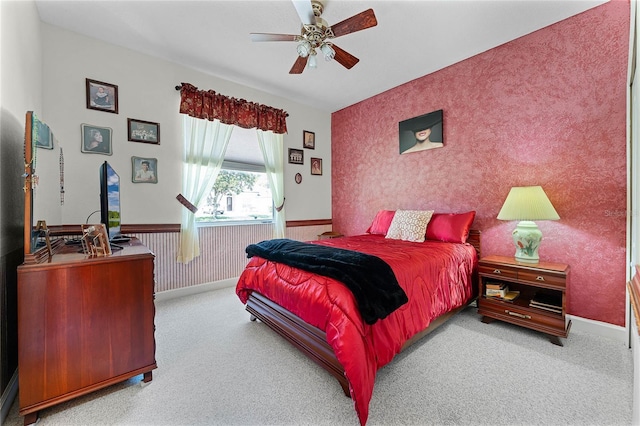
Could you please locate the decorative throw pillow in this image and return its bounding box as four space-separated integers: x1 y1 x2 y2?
426 211 476 243
385 210 434 242
366 210 396 235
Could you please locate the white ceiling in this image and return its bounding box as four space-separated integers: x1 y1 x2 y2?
35 0 607 113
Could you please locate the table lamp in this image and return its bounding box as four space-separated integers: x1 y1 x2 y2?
497 186 560 263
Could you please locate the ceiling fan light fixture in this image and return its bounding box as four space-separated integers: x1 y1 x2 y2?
308 52 318 69
320 43 335 61
297 40 312 58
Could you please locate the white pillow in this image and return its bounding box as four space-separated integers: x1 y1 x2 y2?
385 210 434 242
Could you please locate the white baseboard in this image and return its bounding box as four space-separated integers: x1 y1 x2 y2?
1 369 18 425
155 278 238 302
566 313 628 345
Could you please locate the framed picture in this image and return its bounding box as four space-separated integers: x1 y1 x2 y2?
34 118 53 149
311 157 323 175
295 173 302 184
86 78 118 114
80 224 111 256
81 124 112 155
131 156 158 183
288 148 303 165
303 130 315 149
128 118 160 144
399 109 443 155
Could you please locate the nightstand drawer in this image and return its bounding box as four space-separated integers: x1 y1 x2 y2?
478 265 518 280
479 299 567 335
518 271 565 288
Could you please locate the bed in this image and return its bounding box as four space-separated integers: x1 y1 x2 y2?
236 210 480 425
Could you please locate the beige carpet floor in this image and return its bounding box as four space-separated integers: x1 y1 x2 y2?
5 286 634 425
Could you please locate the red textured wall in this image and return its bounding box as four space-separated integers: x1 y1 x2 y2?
331 1 629 326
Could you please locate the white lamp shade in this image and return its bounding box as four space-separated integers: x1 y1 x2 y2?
497 186 560 221
297 40 311 58
320 43 335 61
308 53 317 68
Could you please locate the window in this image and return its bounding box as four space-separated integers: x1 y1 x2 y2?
195 127 273 223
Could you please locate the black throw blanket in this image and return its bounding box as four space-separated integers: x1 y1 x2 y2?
245 239 408 325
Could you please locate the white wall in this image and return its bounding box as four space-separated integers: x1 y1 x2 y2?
36 23 332 226
1 0 43 244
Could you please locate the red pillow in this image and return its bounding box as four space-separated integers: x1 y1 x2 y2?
366 210 396 235
426 211 476 243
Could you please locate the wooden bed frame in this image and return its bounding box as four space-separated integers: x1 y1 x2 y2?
244 230 481 396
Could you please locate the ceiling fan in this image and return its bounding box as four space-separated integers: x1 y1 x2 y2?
250 0 378 74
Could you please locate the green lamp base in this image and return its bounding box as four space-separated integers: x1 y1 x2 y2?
512 221 542 263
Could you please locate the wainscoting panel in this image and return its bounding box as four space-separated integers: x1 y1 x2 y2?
130 223 331 293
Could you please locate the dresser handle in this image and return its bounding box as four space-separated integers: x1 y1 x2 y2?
535 276 545 281
493 269 501 274
506 310 531 319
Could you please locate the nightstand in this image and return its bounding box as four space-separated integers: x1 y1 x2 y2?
477 255 571 346
318 231 343 240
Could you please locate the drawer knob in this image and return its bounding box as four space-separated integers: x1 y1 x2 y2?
493 269 501 274
506 310 531 319
535 276 545 281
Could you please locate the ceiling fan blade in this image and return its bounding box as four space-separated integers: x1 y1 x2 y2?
250 33 299 42
330 9 377 38
331 44 359 69
289 55 308 74
292 0 316 25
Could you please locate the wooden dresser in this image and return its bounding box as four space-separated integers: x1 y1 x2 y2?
17 238 157 425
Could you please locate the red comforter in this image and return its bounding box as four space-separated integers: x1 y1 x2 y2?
236 234 477 425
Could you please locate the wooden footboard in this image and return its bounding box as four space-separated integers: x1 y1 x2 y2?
246 291 351 396
245 229 481 397
246 292 475 398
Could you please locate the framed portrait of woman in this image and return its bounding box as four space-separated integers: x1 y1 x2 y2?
131 156 158 183
81 124 112 155
399 109 443 155
303 130 315 149
311 157 322 175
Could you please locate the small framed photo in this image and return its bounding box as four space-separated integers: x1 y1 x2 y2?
81 223 111 256
311 157 323 175
303 130 315 149
288 148 303 165
128 118 160 144
86 78 118 114
132 156 158 183
81 124 112 155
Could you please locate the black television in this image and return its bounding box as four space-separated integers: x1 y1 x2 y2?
99 161 123 242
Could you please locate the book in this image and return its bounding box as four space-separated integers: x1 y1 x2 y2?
503 291 520 302
529 302 562 314
486 291 520 302
486 282 507 290
530 292 562 309
486 286 509 298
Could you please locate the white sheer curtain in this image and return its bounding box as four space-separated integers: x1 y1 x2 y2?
256 129 286 238
177 115 233 264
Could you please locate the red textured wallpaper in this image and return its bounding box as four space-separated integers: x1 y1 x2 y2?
331 1 629 326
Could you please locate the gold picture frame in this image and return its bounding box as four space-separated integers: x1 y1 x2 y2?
81 224 112 256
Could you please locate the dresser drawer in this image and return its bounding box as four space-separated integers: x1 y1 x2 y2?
518 271 565 288
478 264 518 280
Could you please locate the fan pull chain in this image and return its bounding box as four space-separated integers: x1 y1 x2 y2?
59 147 65 205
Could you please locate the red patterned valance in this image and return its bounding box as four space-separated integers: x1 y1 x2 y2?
178 83 288 134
